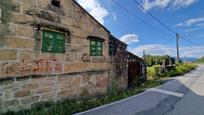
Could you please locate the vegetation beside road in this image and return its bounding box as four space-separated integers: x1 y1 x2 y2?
3 80 162 115
147 63 197 79
145 55 197 79
145 55 175 67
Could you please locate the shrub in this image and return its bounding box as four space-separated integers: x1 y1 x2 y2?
175 63 197 75
166 63 197 77
147 65 160 79
166 68 180 77
147 63 197 78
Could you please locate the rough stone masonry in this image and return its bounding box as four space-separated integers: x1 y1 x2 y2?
0 9 2 23
0 0 128 113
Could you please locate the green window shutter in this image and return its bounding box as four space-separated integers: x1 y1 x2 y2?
90 39 103 56
42 30 65 53
42 30 54 52
54 32 65 53
109 43 116 56
91 40 96 45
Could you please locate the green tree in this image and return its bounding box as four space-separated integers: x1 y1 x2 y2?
144 55 175 67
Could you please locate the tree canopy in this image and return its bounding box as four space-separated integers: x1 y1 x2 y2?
144 55 175 67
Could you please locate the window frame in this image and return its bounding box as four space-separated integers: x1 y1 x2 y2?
89 39 103 56
109 42 116 56
41 28 65 53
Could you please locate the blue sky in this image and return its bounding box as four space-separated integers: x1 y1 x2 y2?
77 0 204 58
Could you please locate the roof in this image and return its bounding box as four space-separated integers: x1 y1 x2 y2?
73 1 129 48
73 0 110 33
110 35 128 46
127 51 144 61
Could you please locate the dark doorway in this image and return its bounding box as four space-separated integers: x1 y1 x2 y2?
127 52 146 87
128 61 141 86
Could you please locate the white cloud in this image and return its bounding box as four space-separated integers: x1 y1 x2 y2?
143 0 171 10
173 23 184 27
172 0 198 8
112 13 117 20
130 44 204 58
131 44 175 57
143 0 198 10
77 0 109 24
120 34 139 45
180 46 204 58
185 33 190 36
174 16 204 27
186 17 204 26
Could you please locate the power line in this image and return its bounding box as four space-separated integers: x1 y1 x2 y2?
132 0 202 46
180 35 203 46
132 0 177 35
111 0 175 39
113 0 201 47
162 39 174 45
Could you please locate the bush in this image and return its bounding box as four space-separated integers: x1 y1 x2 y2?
147 65 160 79
147 63 197 78
175 63 197 75
166 68 180 77
167 63 197 77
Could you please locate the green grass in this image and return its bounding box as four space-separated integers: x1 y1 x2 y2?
3 80 162 115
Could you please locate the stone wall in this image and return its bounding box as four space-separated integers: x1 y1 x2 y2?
0 0 128 112
0 0 110 78
0 71 109 112
109 36 128 90
0 9 2 23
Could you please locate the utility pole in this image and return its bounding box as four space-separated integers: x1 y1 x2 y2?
143 49 146 59
176 33 180 63
142 50 147 78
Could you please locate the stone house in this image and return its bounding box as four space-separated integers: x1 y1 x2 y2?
0 0 130 112
0 0 146 112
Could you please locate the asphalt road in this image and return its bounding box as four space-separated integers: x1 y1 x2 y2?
75 65 204 115
165 64 204 115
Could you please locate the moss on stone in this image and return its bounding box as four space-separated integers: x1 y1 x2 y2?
0 0 12 47
0 0 12 23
